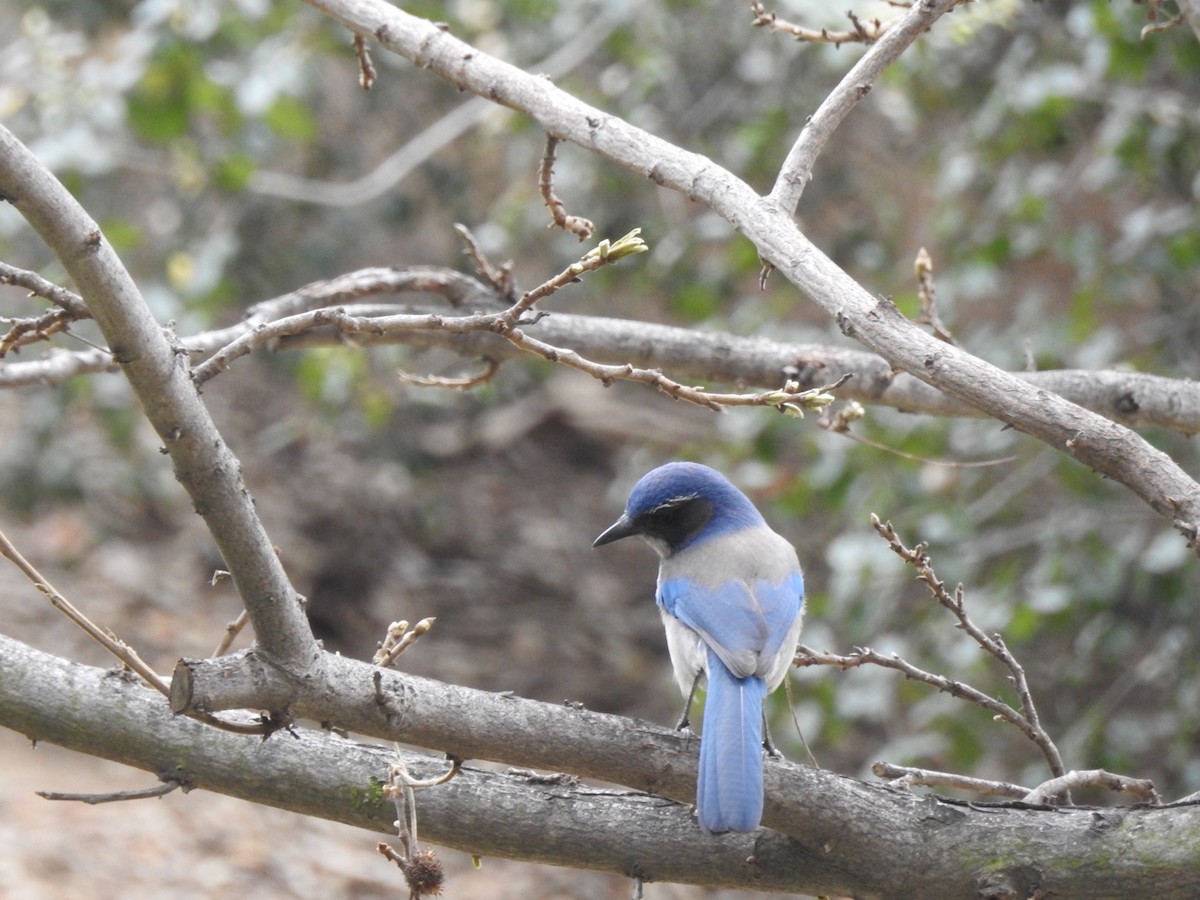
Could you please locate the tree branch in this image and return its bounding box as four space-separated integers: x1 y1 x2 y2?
767 0 964 213
298 0 1200 545
5 633 1200 897
4 267 1197 433
0 124 319 671
246 4 631 206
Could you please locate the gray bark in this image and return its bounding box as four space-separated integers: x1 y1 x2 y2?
3 633 1198 898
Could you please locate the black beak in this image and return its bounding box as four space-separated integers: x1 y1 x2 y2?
593 514 640 548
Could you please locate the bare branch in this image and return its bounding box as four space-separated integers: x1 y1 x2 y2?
3 264 1197 440
0 307 76 357
0 123 318 672
1023 770 1161 806
767 0 964 213
539 136 595 240
869 515 1066 777
0 260 91 317
750 2 892 46
247 5 631 207
795 643 1050 765
8 633 1200 897
871 762 1030 800
914 247 956 345
299 0 1200 545
37 781 181 804
0 526 270 737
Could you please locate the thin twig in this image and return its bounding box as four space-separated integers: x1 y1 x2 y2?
750 1 891 45
0 309 75 357
539 135 595 240
868 515 1066 777
767 0 964 214
212 608 250 657
795 644 1037 746
871 761 1030 799
247 4 631 207
1022 770 1161 806
0 261 92 317
914 247 956 345
454 224 516 300
817 401 1017 468
0 527 268 736
38 781 182 804
0 527 170 695
379 754 458 897
506 228 647 320
354 33 377 89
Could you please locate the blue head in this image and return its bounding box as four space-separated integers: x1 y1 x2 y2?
593 462 766 557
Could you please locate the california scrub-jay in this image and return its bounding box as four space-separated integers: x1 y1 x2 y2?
594 462 804 833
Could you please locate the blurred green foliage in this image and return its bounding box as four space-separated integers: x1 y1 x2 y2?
0 0 1198 809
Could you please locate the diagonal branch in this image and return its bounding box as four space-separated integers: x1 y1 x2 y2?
0 124 319 672
766 0 966 214
299 0 1200 547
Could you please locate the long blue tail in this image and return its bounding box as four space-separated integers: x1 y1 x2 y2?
697 647 767 832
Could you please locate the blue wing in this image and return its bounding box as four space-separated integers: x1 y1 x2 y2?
658 570 803 678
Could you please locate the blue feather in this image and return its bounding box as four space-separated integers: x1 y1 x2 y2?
698 647 767 832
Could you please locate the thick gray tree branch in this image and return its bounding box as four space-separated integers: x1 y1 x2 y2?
4 634 1199 898
301 0 1200 547
0 124 319 670
0 5 1197 894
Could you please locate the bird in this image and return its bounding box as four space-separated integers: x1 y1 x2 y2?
593 461 804 833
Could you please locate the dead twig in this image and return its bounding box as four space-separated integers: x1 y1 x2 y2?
0 527 268 736
38 781 182 804
750 1 891 45
539 135 595 240
869 515 1066 778
354 33 377 89
871 762 1030 799
379 754 460 897
914 247 956 345
1023 770 1160 806
398 357 500 390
